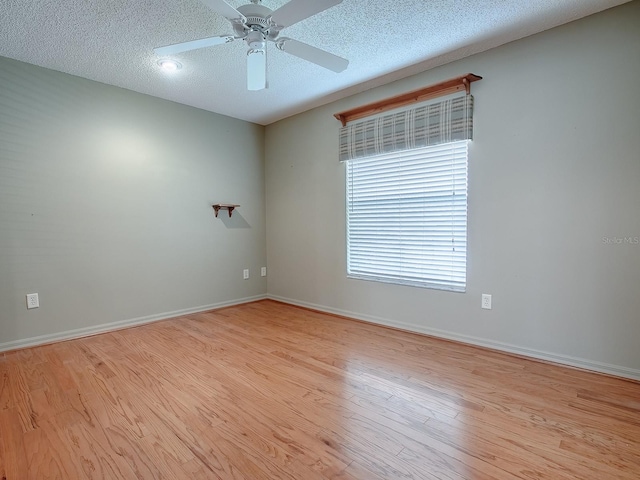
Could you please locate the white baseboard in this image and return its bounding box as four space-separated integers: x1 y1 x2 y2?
268 295 640 382
0 294 267 353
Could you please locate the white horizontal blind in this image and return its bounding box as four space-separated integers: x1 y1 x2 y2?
347 141 468 292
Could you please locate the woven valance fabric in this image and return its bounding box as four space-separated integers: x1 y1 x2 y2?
339 93 474 162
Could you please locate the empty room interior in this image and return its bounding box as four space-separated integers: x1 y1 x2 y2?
1 0 639 478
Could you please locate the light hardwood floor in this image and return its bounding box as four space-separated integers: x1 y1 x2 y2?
1 300 639 479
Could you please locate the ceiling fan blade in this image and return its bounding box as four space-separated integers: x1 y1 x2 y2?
247 49 266 91
200 0 246 22
277 38 348 72
270 0 342 28
154 35 234 56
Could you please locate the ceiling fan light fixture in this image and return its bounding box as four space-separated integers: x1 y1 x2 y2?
246 30 266 50
247 49 266 90
158 59 182 72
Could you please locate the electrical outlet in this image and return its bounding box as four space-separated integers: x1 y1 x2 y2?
26 293 39 309
243 269 249 280
481 294 492 310
261 267 267 277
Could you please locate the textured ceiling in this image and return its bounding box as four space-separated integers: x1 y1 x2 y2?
0 0 630 125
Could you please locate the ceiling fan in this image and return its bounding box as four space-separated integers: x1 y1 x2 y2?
154 0 349 91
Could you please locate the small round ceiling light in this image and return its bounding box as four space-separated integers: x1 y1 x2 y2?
158 59 182 72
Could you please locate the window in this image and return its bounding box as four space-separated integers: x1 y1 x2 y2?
346 140 468 292
339 91 475 292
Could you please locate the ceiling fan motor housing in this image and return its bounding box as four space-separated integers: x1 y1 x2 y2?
236 3 276 47
237 4 272 29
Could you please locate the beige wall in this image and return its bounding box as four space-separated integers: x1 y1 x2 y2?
265 2 640 378
0 57 266 349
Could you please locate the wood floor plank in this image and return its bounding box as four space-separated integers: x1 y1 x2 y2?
0 408 30 479
0 299 639 479
29 362 75 424
331 460 388 480
46 410 138 479
7 362 39 432
23 418 85 480
0 356 12 412
318 426 443 480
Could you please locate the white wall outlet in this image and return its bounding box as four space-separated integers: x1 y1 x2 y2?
481 294 492 310
261 267 267 277
26 293 39 309
243 269 249 280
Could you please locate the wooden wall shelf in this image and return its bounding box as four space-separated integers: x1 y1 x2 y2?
212 204 240 217
334 73 482 126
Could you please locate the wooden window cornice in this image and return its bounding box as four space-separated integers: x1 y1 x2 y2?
334 73 482 126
